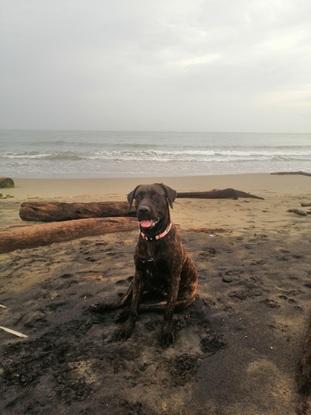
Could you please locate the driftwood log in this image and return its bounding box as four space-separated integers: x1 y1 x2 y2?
177 188 264 200
0 217 137 254
20 201 135 222
19 188 264 222
287 209 308 217
271 171 311 177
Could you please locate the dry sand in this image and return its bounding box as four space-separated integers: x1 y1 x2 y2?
0 173 311 414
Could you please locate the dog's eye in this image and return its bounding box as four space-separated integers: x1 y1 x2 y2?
136 191 145 198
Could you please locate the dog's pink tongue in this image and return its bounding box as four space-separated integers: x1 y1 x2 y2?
140 220 153 228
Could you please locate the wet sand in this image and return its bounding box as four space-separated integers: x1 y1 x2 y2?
1 173 311 414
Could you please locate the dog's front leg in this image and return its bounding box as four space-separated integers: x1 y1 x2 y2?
160 265 182 348
114 270 142 341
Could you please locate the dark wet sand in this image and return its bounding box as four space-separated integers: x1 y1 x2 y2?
0 174 311 414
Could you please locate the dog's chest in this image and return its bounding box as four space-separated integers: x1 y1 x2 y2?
137 240 172 290
139 257 170 293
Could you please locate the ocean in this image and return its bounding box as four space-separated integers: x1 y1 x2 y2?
0 130 310 178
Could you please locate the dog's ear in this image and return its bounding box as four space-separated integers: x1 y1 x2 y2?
127 185 140 209
159 183 177 208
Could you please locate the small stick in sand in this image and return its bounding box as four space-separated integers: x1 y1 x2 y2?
0 304 7 309
288 209 308 217
301 203 311 207
0 326 28 338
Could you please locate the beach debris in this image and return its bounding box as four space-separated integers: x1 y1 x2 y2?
301 202 311 207
18 190 263 223
0 325 28 338
19 201 136 222
0 304 7 309
0 217 137 254
288 208 308 217
0 177 15 188
0 193 14 199
177 188 264 200
271 171 311 177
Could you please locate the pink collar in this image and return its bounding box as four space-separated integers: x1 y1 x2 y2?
140 222 172 241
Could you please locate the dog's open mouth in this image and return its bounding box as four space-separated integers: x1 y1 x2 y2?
139 218 159 229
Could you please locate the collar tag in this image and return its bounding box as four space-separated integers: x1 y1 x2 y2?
140 222 172 241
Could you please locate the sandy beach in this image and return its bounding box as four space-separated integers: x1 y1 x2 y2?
1 173 311 414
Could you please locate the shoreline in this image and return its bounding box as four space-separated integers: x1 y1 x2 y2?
3 172 310 201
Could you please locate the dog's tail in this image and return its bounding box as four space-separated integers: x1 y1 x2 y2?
139 295 197 313
89 284 133 313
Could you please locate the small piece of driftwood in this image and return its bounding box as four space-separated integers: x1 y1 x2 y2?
177 188 264 200
301 203 311 207
0 304 7 309
20 201 135 222
0 217 137 254
271 171 311 177
0 326 28 338
287 209 308 217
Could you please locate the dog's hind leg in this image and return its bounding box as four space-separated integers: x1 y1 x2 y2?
113 272 143 340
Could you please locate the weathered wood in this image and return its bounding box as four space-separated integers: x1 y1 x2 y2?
288 209 308 217
19 189 263 222
301 203 311 207
0 326 28 338
271 171 311 177
0 177 15 188
177 188 264 200
0 217 137 254
20 201 135 222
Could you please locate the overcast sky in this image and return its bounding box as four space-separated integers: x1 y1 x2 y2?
0 0 310 132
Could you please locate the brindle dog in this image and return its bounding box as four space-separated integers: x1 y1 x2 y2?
92 183 198 347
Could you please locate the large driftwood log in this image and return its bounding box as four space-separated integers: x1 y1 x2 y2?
177 188 264 200
0 217 137 254
271 171 311 177
20 201 135 222
19 188 263 222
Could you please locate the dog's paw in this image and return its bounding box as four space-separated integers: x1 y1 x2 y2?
160 328 175 348
114 309 129 324
112 321 135 341
88 302 113 314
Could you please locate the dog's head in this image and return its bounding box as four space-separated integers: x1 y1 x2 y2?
127 183 177 230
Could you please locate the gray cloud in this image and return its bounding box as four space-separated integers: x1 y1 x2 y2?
0 0 310 131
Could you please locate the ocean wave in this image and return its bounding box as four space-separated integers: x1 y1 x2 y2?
1 152 84 161
1 149 311 163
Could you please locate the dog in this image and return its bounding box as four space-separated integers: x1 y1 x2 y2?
92 183 198 347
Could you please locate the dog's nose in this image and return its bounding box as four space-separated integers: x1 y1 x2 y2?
138 205 151 216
